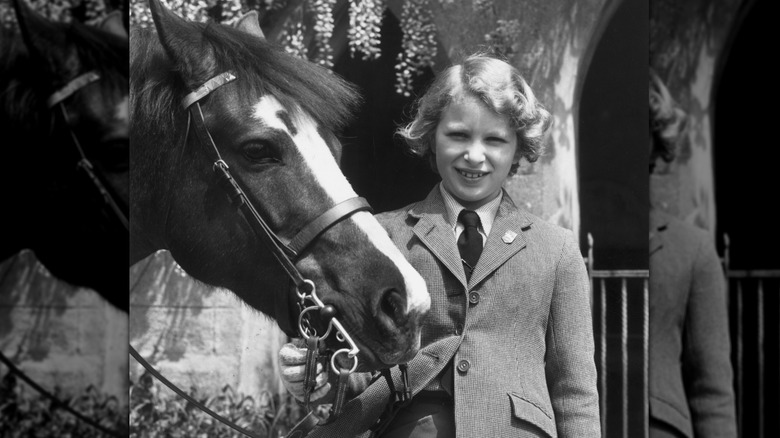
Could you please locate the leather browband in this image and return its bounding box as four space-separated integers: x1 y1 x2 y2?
181 72 237 109
47 71 101 108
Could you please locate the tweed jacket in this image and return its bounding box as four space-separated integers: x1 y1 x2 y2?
309 187 600 438
649 209 736 437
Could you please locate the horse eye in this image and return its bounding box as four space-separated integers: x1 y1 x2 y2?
242 142 279 164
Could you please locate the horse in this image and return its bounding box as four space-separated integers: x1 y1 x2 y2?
0 0 129 313
130 0 430 372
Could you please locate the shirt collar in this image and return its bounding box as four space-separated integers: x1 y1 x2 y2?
438 183 502 237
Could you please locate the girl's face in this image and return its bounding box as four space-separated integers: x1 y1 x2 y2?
434 94 518 209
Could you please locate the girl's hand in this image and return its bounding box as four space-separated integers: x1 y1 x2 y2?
278 341 331 402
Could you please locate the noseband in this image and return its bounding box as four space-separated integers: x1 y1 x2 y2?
48 71 129 230
181 71 370 374
131 71 410 437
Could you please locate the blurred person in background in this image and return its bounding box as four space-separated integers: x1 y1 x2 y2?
648 70 737 438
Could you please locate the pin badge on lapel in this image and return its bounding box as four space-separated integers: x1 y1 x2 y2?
502 230 517 244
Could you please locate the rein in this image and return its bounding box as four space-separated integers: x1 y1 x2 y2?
130 71 384 437
0 72 131 437
48 71 129 231
0 350 123 437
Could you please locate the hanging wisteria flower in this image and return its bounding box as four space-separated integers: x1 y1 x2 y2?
83 0 106 24
348 0 385 61
485 19 522 58
472 0 493 14
130 0 152 27
395 0 438 96
0 3 14 29
29 0 73 22
130 0 210 28
310 0 336 69
1 0 73 27
83 0 108 26
220 0 246 24
281 20 308 61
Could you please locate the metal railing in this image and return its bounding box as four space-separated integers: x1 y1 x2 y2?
585 233 649 438
576 230 780 438
721 234 780 438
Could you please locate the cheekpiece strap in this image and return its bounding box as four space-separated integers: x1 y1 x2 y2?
47 71 101 108
181 71 237 109
302 335 321 411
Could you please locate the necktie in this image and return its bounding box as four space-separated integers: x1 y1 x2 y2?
457 209 483 280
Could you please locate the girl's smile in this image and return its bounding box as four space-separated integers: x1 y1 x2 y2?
434 94 517 209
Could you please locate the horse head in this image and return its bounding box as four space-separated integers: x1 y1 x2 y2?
0 0 129 311
130 0 430 370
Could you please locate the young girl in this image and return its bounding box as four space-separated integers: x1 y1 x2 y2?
281 53 601 438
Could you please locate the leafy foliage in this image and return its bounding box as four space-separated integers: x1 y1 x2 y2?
0 0 117 28
0 371 128 438
128 0 442 95
129 370 324 437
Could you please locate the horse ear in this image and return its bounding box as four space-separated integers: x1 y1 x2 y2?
235 11 265 40
98 10 128 40
148 0 216 89
11 0 71 75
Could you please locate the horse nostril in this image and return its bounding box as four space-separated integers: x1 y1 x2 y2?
379 289 406 324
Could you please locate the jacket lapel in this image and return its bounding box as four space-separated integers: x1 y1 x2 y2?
409 188 532 289
410 188 469 287
469 192 530 286
649 209 668 256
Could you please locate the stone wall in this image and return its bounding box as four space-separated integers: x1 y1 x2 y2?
0 250 128 406
129 251 287 401
650 0 744 232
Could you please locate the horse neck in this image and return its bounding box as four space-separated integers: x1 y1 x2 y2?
0 110 47 264
128 106 185 265
0 219 27 264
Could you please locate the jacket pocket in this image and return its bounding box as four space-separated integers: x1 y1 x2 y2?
649 396 693 438
508 392 557 438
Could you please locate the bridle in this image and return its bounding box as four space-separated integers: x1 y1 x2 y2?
0 71 130 438
47 70 129 231
180 71 369 366
130 71 383 437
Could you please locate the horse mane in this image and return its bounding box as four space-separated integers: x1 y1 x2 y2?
130 20 360 137
0 27 38 131
0 20 128 135
63 20 129 86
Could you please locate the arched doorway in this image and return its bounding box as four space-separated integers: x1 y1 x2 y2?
714 0 779 269
577 0 648 271
714 0 779 435
575 1 649 437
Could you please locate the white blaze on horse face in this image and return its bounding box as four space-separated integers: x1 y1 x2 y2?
111 96 129 138
252 96 430 315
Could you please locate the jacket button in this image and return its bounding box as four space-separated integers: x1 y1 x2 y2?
468 291 480 305
457 359 470 373
454 323 463 336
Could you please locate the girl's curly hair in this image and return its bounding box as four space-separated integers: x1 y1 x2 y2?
397 52 552 177
649 69 687 168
